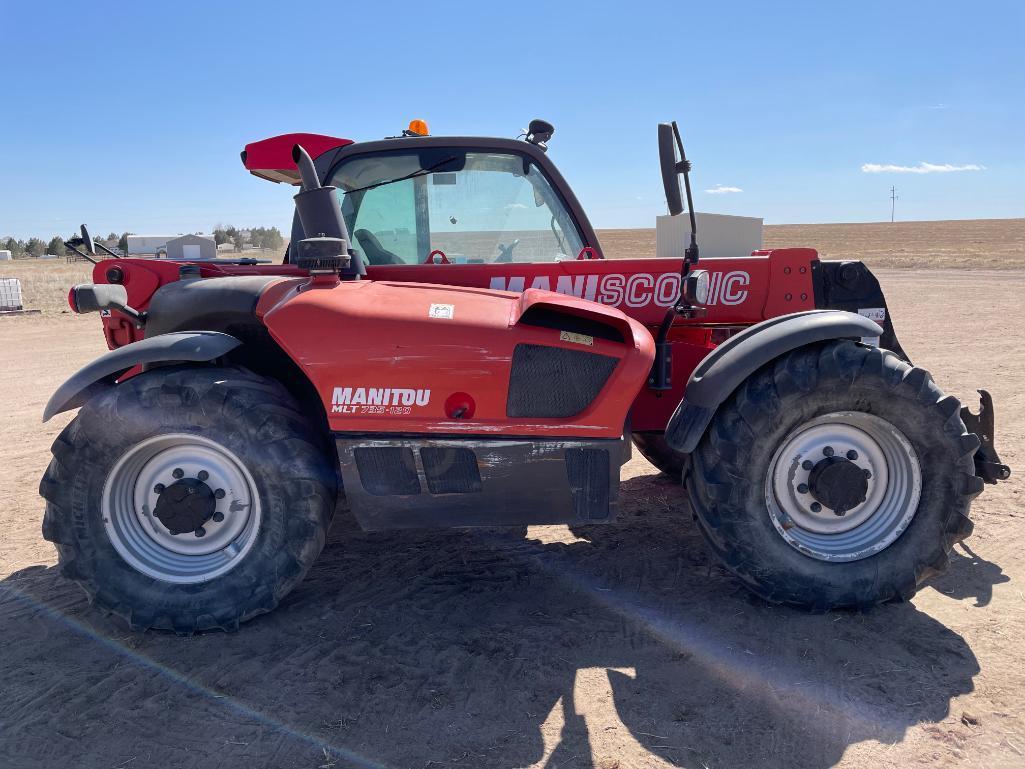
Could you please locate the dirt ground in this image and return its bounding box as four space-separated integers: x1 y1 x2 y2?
1 265 1023 768
600 218 1025 270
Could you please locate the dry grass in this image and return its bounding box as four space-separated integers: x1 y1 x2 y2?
598 218 1025 269
0 259 93 313
0 251 279 313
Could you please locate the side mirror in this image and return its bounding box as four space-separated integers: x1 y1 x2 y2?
80 224 97 257
69 283 135 317
658 123 684 216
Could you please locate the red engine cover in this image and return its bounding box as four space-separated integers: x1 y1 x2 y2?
261 280 655 439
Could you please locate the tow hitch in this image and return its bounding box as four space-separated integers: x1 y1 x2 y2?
961 390 1012 483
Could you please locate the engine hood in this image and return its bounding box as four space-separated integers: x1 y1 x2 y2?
262 278 654 438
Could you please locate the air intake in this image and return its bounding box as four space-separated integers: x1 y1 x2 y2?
507 344 617 418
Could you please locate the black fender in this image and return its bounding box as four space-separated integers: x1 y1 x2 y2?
43 331 241 422
665 310 884 453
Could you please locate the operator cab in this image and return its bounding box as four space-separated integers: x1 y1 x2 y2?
332 148 583 265
264 122 604 266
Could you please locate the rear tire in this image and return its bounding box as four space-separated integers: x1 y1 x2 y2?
632 432 685 480
684 341 982 610
39 366 337 632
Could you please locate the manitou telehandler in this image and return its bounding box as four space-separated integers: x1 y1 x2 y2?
41 119 1009 632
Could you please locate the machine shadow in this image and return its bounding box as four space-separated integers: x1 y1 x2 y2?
926 542 1009 607
0 472 982 769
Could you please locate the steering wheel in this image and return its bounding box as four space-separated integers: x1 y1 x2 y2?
495 239 521 263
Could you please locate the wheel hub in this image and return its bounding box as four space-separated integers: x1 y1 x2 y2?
153 477 216 535
807 456 869 515
102 434 262 583
765 412 922 562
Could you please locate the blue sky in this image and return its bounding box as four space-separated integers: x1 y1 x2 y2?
1 0 1022 239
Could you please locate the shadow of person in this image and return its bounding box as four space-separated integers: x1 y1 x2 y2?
925 542 1009 607
0 476 979 769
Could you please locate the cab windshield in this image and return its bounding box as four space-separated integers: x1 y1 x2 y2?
327 149 585 265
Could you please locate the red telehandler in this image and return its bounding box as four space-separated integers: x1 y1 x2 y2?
41 119 1009 632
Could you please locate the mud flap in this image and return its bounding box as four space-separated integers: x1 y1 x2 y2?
960 390 1011 484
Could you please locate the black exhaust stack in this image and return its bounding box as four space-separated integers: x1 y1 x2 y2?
291 144 364 280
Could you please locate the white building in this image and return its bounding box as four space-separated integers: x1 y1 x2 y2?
655 213 763 259
164 234 216 260
126 235 177 255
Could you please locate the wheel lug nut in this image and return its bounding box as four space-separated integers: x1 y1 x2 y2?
172 468 184 479
802 460 814 471
810 502 822 513
153 483 165 494
194 527 206 537
864 469 872 479
797 483 809 494
846 450 858 460
823 446 834 457
212 512 224 523
197 470 209 482
214 489 225 499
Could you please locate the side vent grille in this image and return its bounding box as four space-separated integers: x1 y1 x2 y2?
507 344 618 418
566 448 611 520
421 447 483 494
354 447 420 496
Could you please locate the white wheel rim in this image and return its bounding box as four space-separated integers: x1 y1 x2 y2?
102 434 262 584
765 412 922 562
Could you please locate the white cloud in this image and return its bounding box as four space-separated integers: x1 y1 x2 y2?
504 202 527 209
705 184 743 194
861 161 985 174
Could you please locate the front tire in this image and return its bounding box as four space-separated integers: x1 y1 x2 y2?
39 366 337 632
684 341 982 610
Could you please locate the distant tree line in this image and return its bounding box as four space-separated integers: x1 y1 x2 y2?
1 226 284 258
212 225 285 252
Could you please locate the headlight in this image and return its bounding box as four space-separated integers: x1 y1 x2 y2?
683 269 710 306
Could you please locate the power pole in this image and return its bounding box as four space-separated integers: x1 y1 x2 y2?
890 186 898 222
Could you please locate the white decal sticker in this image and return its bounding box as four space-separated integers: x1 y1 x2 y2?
331 387 431 415
429 303 454 319
490 270 750 309
559 330 594 346
858 307 886 325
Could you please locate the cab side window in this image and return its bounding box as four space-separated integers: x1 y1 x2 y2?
332 151 584 265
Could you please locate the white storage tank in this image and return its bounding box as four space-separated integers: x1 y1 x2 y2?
656 213 763 259
0 278 24 311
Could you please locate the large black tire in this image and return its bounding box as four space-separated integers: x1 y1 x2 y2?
684 341 982 610
632 432 686 480
39 366 337 632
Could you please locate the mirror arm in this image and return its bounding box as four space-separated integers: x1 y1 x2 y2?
650 121 704 391
94 241 121 259
672 121 699 269
63 240 98 265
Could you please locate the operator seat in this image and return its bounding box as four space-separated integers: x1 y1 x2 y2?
354 229 404 265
